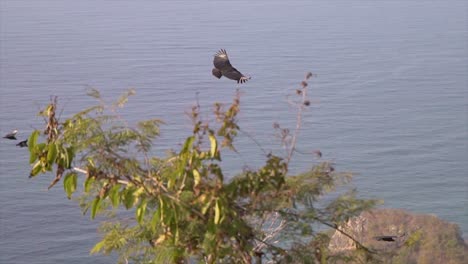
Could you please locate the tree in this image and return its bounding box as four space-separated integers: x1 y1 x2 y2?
26 73 378 263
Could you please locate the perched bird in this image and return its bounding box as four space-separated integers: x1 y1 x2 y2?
16 140 28 147
212 49 251 84
3 130 18 140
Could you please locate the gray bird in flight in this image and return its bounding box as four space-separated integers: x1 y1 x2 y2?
212 49 251 84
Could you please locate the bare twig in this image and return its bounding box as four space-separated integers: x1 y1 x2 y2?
254 212 288 253
239 129 269 156
73 167 130 185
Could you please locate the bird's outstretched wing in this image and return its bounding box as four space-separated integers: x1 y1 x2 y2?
222 68 251 83
213 49 232 71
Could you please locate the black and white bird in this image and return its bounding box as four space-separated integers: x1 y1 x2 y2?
16 140 28 147
212 49 251 84
3 130 18 140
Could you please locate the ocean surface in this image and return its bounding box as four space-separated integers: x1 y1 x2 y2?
1 0 467 263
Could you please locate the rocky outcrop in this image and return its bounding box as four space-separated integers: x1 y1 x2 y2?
328 208 467 264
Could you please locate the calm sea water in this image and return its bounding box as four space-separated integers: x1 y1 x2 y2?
1 0 467 263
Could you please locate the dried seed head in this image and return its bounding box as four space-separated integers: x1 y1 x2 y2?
273 122 280 129
301 81 308 88
296 89 302 95
304 100 311 106
306 72 313 79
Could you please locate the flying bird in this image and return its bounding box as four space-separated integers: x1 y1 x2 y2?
3 130 18 140
16 140 28 147
212 49 251 84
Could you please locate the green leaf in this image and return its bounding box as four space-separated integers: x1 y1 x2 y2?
57 145 72 169
28 130 40 153
151 209 161 231
36 143 46 152
122 188 136 209
44 163 53 172
91 197 101 219
84 177 95 193
158 197 165 223
193 169 201 187
201 199 212 215
109 184 121 208
209 134 217 158
63 172 78 199
181 136 195 153
29 150 38 164
47 143 58 165
65 147 75 168
167 177 175 190
136 199 147 224
29 161 43 177
214 199 221 225
90 240 106 254
57 154 66 169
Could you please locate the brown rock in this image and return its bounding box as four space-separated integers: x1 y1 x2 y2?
328 208 468 264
